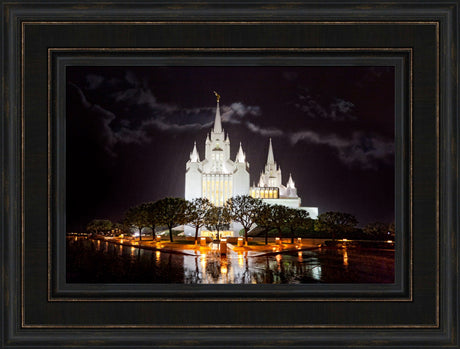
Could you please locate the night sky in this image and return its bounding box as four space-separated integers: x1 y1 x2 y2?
66 66 395 232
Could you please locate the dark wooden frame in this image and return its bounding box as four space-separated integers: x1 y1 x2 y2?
1 1 458 348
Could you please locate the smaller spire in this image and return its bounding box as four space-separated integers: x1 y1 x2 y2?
236 142 246 163
287 173 296 188
267 138 275 164
206 133 211 143
190 142 200 162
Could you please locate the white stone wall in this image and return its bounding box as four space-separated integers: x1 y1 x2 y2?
262 197 301 208
299 207 318 219
261 198 318 219
232 163 250 197
185 164 202 201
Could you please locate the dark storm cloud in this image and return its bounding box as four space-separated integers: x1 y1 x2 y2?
72 76 391 170
140 118 212 133
71 72 262 148
245 121 284 137
282 71 298 81
291 130 393 169
85 74 104 90
221 102 261 121
69 82 117 156
115 127 150 144
114 87 159 109
116 102 260 142
294 88 356 121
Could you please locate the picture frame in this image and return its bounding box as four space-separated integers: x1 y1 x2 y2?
1 1 457 348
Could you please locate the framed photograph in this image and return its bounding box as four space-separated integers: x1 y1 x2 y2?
2 1 458 348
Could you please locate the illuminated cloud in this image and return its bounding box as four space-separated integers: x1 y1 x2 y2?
245 121 284 137
291 130 393 169
294 88 356 121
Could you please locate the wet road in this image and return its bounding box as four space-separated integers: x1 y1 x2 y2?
67 238 394 283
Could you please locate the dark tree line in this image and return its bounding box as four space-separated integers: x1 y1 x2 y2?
86 196 394 244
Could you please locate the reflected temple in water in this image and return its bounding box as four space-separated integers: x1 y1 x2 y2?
67 237 394 284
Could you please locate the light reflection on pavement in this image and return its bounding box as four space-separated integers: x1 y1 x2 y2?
75 238 395 284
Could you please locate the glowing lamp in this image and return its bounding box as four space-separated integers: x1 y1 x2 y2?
220 238 227 255
200 237 207 246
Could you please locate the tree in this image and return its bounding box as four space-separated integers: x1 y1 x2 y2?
142 201 162 240
284 209 311 243
156 197 188 242
363 221 390 240
124 204 149 241
186 198 214 244
113 221 132 236
226 195 263 245
297 211 315 236
317 211 358 241
86 219 113 236
270 204 290 238
205 206 231 240
254 203 276 245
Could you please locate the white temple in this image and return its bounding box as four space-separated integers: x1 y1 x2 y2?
184 92 318 237
185 92 250 206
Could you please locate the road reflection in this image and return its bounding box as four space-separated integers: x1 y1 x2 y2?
68 238 394 284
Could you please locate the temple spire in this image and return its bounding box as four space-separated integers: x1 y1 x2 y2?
267 138 275 164
190 141 200 162
213 91 222 133
287 173 295 188
236 142 246 163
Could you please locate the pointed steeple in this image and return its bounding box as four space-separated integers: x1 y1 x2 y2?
236 142 246 163
213 92 222 133
267 138 275 164
287 173 296 188
190 142 200 162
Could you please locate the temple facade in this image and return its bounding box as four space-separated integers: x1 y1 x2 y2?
184 93 318 237
185 92 250 207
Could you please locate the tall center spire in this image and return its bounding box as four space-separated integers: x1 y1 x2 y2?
213 91 222 133
267 138 275 164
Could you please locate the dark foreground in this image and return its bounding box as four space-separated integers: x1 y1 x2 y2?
67 238 394 284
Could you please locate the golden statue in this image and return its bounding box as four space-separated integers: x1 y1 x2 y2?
213 91 221 102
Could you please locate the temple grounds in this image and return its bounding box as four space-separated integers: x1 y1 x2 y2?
94 235 327 256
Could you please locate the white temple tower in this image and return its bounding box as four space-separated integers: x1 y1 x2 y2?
250 138 318 218
184 92 250 236
184 142 202 201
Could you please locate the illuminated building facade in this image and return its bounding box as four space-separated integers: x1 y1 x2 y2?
185 93 249 236
185 94 250 206
184 93 317 237
249 139 318 219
